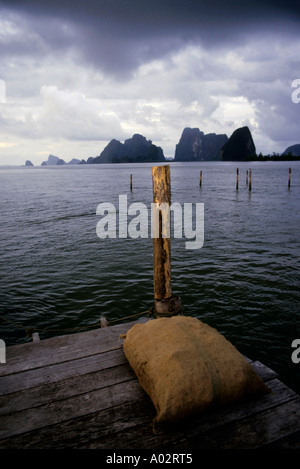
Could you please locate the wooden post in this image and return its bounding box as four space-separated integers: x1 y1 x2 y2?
100 317 109 328
200 170 202 187
152 165 181 317
288 168 291 189
32 332 40 342
249 169 252 192
152 165 171 301
246 170 248 185
236 168 239 190
130 174 132 191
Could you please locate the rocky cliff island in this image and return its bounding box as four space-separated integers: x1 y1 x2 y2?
35 128 300 166
174 126 258 162
174 128 228 161
221 126 256 161
90 134 165 164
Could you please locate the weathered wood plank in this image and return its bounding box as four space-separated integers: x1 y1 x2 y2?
0 376 298 449
249 361 278 382
0 319 146 376
0 363 136 416
0 353 276 401
262 430 300 449
0 348 128 396
78 378 299 449
0 318 255 378
0 378 145 440
1 318 299 450
0 397 155 449
76 382 300 450
182 398 300 449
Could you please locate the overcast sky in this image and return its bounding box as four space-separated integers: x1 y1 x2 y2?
0 0 300 165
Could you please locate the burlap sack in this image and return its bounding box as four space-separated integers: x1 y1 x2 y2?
123 316 270 423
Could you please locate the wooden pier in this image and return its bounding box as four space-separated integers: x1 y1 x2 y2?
1 318 300 450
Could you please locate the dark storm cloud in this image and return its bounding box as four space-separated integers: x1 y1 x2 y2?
2 0 300 77
1 0 300 163
4 0 300 22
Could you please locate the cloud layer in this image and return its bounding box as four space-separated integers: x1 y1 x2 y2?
0 0 300 164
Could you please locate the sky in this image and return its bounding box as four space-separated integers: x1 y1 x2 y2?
0 0 300 165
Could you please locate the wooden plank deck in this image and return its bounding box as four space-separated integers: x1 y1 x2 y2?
1 318 300 450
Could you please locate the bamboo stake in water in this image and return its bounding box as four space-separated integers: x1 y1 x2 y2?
236 168 239 190
249 169 252 191
288 168 291 189
200 170 202 187
152 165 172 301
130 174 132 191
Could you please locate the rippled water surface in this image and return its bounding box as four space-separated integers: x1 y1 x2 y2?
0 162 299 393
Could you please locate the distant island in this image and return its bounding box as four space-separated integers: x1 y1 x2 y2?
89 134 165 164
245 143 300 161
283 144 300 156
221 126 256 161
174 126 258 162
41 154 84 166
24 129 300 167
37 134 164 166
174 128 228 161
246 153 300 162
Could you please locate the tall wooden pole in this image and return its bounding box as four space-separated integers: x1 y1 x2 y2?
236 168 239 190
249 169 252 192
200 170 202 187
152 165 172 301
130 174 132 191
152 165 181 317
288 168 291 189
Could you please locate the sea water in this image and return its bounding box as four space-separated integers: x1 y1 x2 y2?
0 161 299 393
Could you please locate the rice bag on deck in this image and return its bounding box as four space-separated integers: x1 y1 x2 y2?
123 316 270 423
